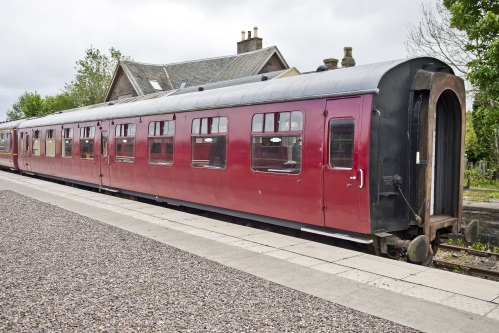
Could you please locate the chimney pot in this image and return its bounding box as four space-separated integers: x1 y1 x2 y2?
341 47 356 68
254 26 258 38
323 58 339 70
237 27 263 54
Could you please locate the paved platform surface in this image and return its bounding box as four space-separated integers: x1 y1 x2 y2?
1 171 498 332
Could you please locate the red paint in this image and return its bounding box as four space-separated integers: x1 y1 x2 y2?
0 128 19 170
17 95 372 234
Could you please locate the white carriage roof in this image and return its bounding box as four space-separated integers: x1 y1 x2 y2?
0 119 25 130
19 57 441 129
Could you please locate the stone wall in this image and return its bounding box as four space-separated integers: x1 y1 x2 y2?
463 205 499 246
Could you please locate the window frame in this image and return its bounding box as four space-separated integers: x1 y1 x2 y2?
191 116 228 169
45 129 56 157
115 123 136 163
328 118 355 170
80 126 95 160
250 111 303 175
32 129 41 156
147 120 175 165
62 127 73 158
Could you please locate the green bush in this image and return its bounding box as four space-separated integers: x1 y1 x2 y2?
465 167 499 189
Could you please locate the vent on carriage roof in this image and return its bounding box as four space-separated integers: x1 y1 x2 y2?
149 80 163 91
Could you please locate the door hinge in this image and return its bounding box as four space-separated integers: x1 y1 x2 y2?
322 204 327 212
323 110 328 117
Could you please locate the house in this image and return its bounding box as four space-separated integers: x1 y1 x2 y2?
105 27 291 102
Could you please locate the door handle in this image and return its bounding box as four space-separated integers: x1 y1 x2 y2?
359 169 364 188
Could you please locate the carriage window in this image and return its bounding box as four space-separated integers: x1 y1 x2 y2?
148 120 175 165
101 131 108 157
251 111 303 174
80 126 95 159
0 133 12 152
62 128 73 158
32 130 41 156
20 132 24 153
191 116 227 168
252 114 263 132
115 123 136 162
45 129 56 157
6 133 12 151
329 119 354 169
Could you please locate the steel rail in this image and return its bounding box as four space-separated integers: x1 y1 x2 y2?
438 243 499 259
432 259 499 281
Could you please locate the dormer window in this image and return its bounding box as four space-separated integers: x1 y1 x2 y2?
149 80 162 91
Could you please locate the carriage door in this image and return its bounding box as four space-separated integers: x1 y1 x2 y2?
323 98 363 231
22 131 31 172
97 121 111 187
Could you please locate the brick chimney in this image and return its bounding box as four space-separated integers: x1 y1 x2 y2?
341 47 356 67
237 27 263 54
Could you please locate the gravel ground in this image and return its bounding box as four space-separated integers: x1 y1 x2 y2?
0 190 420 332
435 248 499 281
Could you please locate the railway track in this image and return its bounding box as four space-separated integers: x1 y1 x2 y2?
434 244 499 281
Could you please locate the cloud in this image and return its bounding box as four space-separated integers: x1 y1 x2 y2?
0 0 436 121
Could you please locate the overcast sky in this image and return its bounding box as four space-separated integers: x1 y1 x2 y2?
0 0 436 121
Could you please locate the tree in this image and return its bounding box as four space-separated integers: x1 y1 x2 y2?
6 91 45 120
6 46 129 120
444 0 499 169
407 1 499 177
6 91 78 121
444 0 499 106
43 93 78 114
63 46 129 107
406 2 474 77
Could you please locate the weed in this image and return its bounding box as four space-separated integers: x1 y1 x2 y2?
471 242 491 251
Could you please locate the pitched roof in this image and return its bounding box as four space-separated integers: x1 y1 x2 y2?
23 58 448 129
105 46 288 101
54 69 294 115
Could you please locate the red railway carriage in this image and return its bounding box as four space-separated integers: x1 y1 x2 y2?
0 120 23 170
16 57 475 263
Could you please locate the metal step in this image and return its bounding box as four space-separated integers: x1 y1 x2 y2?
301 227 373 244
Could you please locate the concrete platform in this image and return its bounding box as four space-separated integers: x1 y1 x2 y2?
1 171 498 332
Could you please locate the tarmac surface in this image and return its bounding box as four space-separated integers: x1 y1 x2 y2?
1 171 499 332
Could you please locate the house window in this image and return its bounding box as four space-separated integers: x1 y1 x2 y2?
329 119 354 169
251 111 303 174
115 123 136 162
32 130 41 156
149 80 163 91
62 128 73 158
191 116 227 168
148 120 175 165
80 126 95 159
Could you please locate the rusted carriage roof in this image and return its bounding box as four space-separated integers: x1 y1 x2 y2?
20 58 443 129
